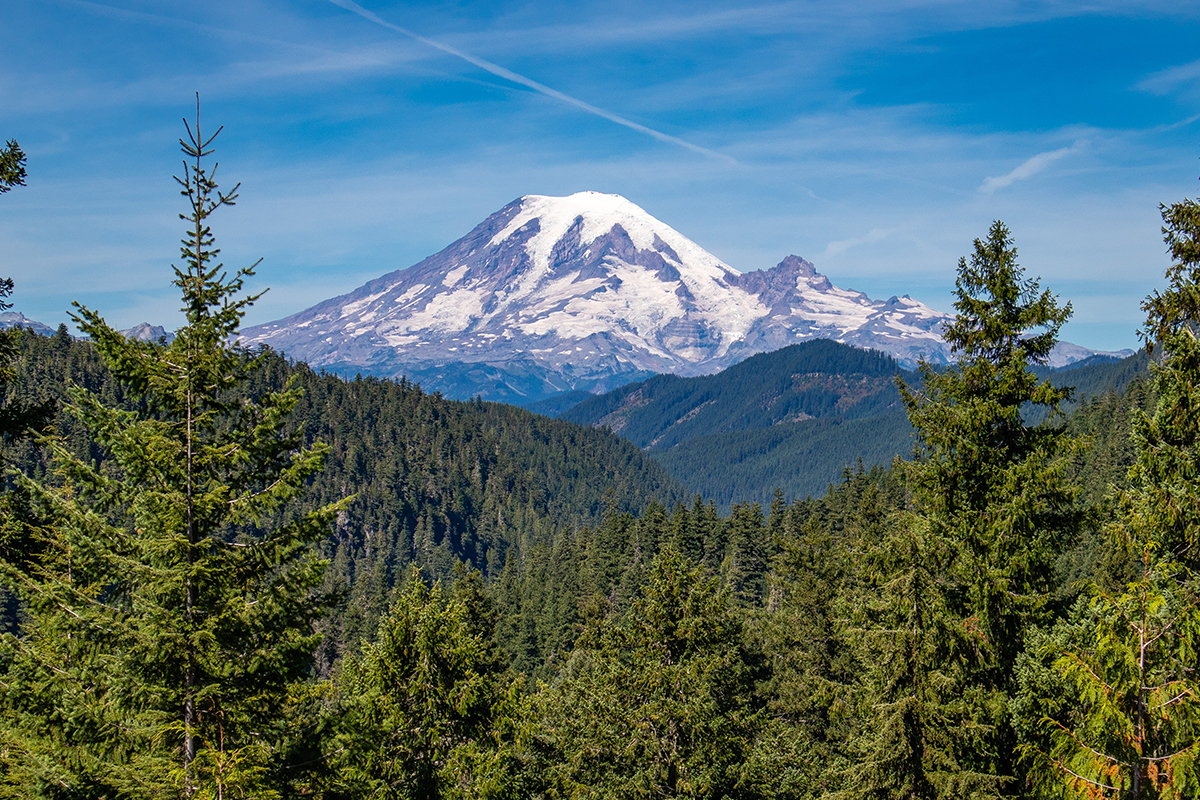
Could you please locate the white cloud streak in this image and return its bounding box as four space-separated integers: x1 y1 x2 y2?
978 143 1079 194
1139 57 1200 96
821 227 897 258
324 0 735 163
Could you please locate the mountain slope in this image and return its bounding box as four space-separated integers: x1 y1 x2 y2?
6 327 686 668
655 411 914 509
560 339 909 450
0 311 53 336
241 191 1130 402
241 192 956 401
561 342 1150 510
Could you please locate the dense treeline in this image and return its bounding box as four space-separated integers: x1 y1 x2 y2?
559 339 1148 512
654 410 913 509
3 120 1199 799
561 339 908 449
1 325 686 670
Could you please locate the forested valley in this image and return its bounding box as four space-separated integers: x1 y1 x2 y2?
3 129 1200 799
556 337 1149 509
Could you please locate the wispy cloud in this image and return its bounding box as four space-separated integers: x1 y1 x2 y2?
979 143 1080 194
821 227 897 258
324 0 735 163
65 0 321 53
1139 57 1200 96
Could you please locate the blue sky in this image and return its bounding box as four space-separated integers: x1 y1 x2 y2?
3 0 1199 352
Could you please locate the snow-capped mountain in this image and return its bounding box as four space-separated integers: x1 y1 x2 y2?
240 192 1124 402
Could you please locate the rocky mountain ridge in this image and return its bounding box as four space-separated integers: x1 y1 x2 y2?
0 315 175 344
240 192 1000 401
0 312 53 337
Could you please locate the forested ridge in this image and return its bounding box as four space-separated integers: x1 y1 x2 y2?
557 340 915 508
558 338 1148 509
0 326 687 671
561 339 909 449
3 122 1200 799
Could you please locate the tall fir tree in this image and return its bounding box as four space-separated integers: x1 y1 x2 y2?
842 518 999 800
0 102 345 797
858 221 1082 797
1132 184 1200 571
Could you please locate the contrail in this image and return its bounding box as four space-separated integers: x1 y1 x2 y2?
326 0 734 163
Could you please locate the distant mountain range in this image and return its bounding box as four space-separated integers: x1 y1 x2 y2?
5 192 1130 404
0 315 174 344
0 312 54 336
241 191 1130 403
119 322 174 343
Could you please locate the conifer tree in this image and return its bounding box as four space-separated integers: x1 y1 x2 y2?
0 140 25 194
1132 188 1200 571
0 102 344 797
867 221 1081 796
1017 552 1200 799
538 545 770 798
1016 178 1200 799
0 276 56 576
0 134 50 450
843 519 998 800
764 475 889 796
331 566 533 799
722 500 768 606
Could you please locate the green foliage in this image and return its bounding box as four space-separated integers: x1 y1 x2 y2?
1063 377 1153 505
521 390 594 417
0 140 25 194
880 220 1082 796
842 518 1001 800
0 134 54 462
493 492 779 683
757 470 894 798
1026 350 1151 426
331 566 534 799
0 108 342 797
537 546 775 798
563 339 908 451
1126 193 1200 569
1017 557 1200 799
1 325 687 675
1017 176 1200 800
0 282 56 626
721 500 769 605
654 409 914 511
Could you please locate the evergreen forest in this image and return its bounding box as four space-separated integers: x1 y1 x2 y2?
560 336 1148 509
3 120 1200 800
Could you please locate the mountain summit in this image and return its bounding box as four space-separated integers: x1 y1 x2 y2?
242 191 824 395
240 192 1108 402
